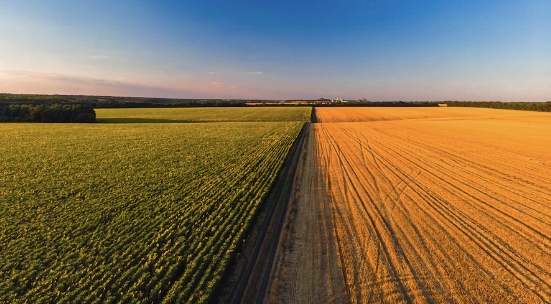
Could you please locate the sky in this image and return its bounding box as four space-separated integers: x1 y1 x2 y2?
0 0 550 100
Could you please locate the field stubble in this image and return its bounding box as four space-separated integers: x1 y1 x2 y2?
270 107 551 303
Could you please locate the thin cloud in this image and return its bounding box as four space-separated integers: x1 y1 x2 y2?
88 55 112 60
209 71 215 74
208 81 238 89
0 69 121 85
0 68 208 98
0 68 307 99
246 71 262 75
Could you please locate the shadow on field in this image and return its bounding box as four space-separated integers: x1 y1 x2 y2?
96 118 201 123
97 118 301 123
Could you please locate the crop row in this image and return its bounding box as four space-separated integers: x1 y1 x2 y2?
0 121 304 303
95 107 312 123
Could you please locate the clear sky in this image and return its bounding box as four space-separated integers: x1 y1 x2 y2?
0 0 550 100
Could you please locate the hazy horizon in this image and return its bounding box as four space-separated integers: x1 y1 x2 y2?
1 1 550 101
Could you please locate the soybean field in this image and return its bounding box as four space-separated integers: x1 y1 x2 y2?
95 107 311 123
0 107 309 303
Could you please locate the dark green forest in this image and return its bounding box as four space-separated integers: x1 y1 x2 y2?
0 104 96 122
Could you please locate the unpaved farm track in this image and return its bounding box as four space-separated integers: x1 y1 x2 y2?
269 107 551 303
232 124 308 304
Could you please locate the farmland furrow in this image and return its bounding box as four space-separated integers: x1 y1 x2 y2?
366 126 551 256
0 113 308 303
362 124 546 302
274 107 551 303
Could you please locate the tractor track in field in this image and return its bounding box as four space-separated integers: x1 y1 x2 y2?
267 107 551 303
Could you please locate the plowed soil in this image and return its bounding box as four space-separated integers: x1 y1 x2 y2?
268 107 551 303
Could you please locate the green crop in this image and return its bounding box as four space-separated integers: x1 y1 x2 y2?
95 107 311 123
0 107 308 303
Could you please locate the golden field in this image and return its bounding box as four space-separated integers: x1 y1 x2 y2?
269 107 551 303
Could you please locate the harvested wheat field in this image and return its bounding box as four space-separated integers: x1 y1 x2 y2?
268 107 551 303
314 106 551 123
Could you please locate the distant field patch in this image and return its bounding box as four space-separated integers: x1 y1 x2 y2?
314 106 551 123
96 107 311 123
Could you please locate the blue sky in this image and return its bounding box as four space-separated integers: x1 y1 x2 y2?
0 0 550 100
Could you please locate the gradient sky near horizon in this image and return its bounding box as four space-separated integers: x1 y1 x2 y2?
1 0 550 100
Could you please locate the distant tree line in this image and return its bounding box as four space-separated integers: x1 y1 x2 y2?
5 94 550 112
446 101 551 112
0 94 250 108
0 104 96 122
315 101 440 107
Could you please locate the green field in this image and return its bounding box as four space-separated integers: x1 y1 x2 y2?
0 107 310 303
96 107 311 123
